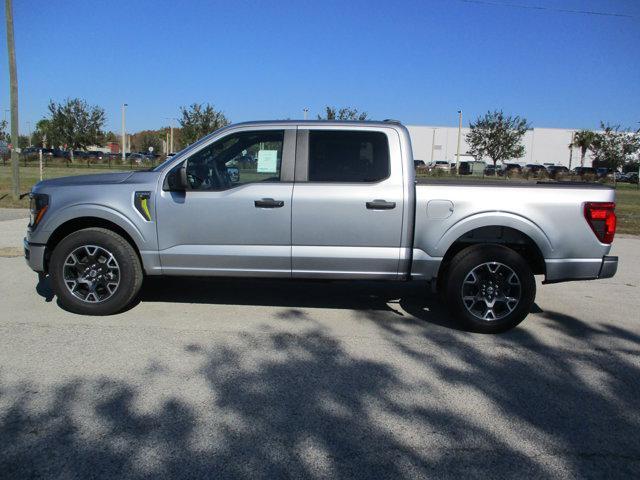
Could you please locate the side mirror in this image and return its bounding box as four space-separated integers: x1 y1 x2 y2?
165 161 188 191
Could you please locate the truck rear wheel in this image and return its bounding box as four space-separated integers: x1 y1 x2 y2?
49 228 143 315
444 244 535 333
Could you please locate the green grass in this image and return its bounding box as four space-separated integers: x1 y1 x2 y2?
0 164 147 207
615 184 640 235
2 165 639 235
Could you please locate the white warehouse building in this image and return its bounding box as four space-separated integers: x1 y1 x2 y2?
406 125 595 168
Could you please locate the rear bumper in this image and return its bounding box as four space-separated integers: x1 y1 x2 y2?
544 255 617 284
598 255 618 279
24 237 46 273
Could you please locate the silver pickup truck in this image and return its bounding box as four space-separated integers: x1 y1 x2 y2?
24 120 618 332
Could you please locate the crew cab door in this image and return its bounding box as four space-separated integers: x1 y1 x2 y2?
156 127 296 276
291 127 404 279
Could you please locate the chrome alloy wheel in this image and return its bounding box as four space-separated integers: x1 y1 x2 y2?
461 262 521 321
63 245 120 303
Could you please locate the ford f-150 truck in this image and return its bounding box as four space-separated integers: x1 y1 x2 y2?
24 120 618 332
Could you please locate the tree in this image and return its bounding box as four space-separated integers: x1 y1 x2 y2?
570 130 597 167
131 130 162 154
0 119 7 142
590 123 640 172
317 106 368 121
178 103 229 146
466 110 529 175
46 98 106 159
5 0 20 199
31 119 51 147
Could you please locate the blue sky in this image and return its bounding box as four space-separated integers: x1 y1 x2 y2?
1 0 638 134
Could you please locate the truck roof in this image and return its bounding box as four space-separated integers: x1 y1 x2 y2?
227 119 404 128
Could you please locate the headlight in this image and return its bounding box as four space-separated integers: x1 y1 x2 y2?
29 193 49 229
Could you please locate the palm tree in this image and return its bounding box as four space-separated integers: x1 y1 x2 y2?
570 130 597 167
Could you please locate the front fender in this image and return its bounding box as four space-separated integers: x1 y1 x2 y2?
34 203 147 249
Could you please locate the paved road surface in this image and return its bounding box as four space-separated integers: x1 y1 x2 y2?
1 213 639 479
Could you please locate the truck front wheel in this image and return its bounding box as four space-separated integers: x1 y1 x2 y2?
49 227 143 315
444 244 536 333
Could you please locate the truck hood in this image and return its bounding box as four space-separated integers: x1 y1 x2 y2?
34 171 135 188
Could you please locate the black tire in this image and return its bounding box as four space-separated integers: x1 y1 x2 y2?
49 227 143 315
444 244 536 333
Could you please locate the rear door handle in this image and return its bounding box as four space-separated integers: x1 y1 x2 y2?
254 198 284 208
366 199 396 210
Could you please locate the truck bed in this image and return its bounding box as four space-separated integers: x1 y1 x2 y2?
416 177 613 189
411 181 615 282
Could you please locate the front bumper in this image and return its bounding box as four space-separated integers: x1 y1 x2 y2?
24 237 46 273
544 255 618 284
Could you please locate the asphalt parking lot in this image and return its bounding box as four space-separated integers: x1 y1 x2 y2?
0 209 639 479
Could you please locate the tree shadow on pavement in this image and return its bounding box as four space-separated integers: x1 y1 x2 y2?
1 306 639 478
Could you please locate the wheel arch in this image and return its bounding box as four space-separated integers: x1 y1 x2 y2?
436 224 547 291
44 217 143 273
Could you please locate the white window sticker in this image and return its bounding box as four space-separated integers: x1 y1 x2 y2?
257 150 278 173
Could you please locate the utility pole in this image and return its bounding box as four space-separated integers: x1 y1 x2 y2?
303 108 309 120
26 120 31 146
5 0 20 199
165 117 177 153
121 103 127 162
3 109 8 122
455 110 462 175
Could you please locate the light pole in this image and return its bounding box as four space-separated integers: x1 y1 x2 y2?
26 120 31 146
303 108 309 120
430 128 437 162
455 110 462 174
121 103 128 162
568 131 575 170
3 109 8 122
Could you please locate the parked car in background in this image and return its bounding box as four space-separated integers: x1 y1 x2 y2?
414 159 426 169
25 120 618 334
625 172 638 184
21 147 39 157
524 164 547 176
502 163 523 176
428 160 449 172
596 167 614 178
458 162 471 175
457 161 486 175
128 153 151 164
572 166 597 177
484 164 502 176
546 165 570 178
86 151 105 161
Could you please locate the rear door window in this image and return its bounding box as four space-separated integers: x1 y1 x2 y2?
308 131 390 182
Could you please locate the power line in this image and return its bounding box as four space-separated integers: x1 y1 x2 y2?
457 0 637 19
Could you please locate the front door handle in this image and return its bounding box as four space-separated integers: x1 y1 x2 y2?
366 199 396 210
254 198 284 208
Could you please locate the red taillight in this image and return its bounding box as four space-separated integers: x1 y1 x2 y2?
584 202 616 244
